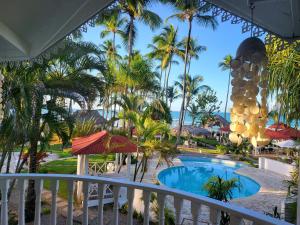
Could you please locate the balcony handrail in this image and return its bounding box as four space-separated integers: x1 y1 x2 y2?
0 173 291 225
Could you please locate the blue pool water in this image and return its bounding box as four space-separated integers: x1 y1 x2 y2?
158 156 260 199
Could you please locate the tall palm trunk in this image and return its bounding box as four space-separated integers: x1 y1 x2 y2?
165 61 172 103
112 32 117 129
224 68 231 121
25 97 42 222
128 15 134 65
176 19 192 145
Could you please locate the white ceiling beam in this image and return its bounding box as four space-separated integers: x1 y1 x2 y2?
0 21 30 55
37 0 91 54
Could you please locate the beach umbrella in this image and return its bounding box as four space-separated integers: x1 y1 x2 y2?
265 129 291 140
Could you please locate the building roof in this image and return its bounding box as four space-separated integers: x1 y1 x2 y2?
72 130 137 155
211 0 300 40
73 110 106 126
0 0 111 62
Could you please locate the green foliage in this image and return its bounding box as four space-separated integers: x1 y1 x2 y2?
72 118 99 138
196 88 221 126
194 137 219 147
204 175 241 225
266 37 300 126
216 145 229 154
284 158 299 197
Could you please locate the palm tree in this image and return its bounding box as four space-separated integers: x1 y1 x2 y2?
148 24 180 101
2 41 105 222
187 103 200 126
100 40 122 61
218 55 232 121
166 86 178 109
175 74 209 117
96 10 126 54
126 111 170 181
116 0 162 63
178 37 206 74
204 176 240 224
167 0 217 144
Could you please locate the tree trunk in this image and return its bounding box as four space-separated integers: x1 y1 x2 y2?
224 68 231 121
165 61 172 103
112 32 117 129
25 97 42 222
176 20 192 146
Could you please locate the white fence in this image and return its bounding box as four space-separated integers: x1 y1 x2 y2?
259 157 295 177
0 173 292 225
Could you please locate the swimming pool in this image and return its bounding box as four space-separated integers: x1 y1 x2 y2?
157 156 260 199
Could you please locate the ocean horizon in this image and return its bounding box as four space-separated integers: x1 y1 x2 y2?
96 109 282 127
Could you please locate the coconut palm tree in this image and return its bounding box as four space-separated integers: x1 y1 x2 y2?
175 74 209 118
178 37 206 74
100 40 122 61
96 10 126 53
148 24 181 100
187 103 200 126
115 0 162 63
166 85 178 109
167 0 217 144
218 54 232 121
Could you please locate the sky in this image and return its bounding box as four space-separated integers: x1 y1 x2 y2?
82 2 256 112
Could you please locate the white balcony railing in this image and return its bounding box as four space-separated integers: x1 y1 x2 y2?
0 173 292 225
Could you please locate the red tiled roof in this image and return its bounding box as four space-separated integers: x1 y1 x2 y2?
72 131 137 155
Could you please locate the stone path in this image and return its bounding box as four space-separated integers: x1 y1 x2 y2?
0 152 59 173
232 166 288 214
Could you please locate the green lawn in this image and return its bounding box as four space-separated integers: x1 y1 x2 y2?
179 146 221 155
40 154 115 199
193 137 220 147
46 144 73 158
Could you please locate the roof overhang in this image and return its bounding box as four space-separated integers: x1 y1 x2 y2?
209 0 300 40
0 0 113 62
0 0 299 63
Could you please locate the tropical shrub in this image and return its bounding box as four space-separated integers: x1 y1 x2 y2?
216 145 229 154
72 118 99 138
204 176 241 225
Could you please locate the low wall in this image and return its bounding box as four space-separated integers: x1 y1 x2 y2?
259 157 295 177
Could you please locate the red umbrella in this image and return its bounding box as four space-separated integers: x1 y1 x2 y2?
72 131 137 155
282 128 300 139
266 123 300 140
219 126 230 132
265 129 291 140
267 123 288 131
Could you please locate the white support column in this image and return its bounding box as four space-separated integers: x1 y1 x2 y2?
113 186 120 225
50 180 59 225
34 179 43 225
127 153 131 180
174 198 183 225
0 178 9 225
157 193 166 225
76 155 89 202
127 188 135 225
67 181 74 225
97 183 105 225
18 179 26 225
84 155 89 175
143 190 151 225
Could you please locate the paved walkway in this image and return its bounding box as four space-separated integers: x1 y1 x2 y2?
0 152 59 173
